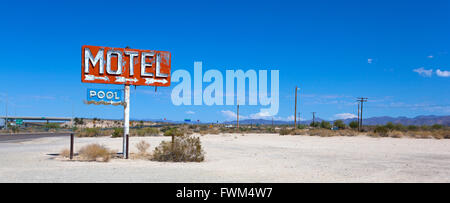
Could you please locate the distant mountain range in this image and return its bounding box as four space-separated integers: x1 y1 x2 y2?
221 115 450 126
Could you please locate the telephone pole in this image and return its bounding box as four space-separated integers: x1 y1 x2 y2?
312 112 316 128
237 101 239 130
5 94 8 130
357 102 360 131
294 86 298 129
356 97 368 131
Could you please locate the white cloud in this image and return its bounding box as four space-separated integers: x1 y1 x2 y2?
368 58 373 64
436 69 450 77
221 110 248 120
413 67 433 77
185 111 195 114
334 113 357 120
221 110 296 121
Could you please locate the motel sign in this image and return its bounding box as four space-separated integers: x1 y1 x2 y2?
81 45 171 86
81 45 172 159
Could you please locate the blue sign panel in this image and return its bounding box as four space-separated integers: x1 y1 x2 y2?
87 89 122 103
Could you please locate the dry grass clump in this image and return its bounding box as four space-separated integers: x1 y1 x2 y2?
279 128 292 135
199 128 221 135
76 128 113 137
133 127 160 137
290 129 308 135
78 144 112 162
336 129 358 137
59 148 70 158
308 129 334 137
431 130 450 139
406 131 433 139
388 130 404 138
152 135 205 162
135 140 150 156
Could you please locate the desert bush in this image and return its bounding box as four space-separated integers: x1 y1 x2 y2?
78 144 112 162
309 129 333 137
337 129 358 137
394 123 406 132
349 121 359 129
333 120 346 129
60 148 70 158
111 127 124 138
134 127 160 136
388 130 404 138
407 125 419 131
45 123 60 129
310 122 320 128
431 129 450 139
297 124 308 129
279 128 292 135
431 124 444 130
385 122 395 131
135 140 150 155
320 121 332 129
77 128 102 137
407 131 433 139
10 125 19 133
373 126 389 137
291 129 308 135
164 128 184 137
152 135 205 162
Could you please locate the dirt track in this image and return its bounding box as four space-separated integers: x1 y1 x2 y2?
0 133 449 182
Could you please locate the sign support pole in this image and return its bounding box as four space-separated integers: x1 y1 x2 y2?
123 84 130 159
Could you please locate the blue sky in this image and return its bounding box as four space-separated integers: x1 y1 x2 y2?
0 0 449 122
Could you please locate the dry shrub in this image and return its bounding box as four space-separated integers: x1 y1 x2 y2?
373 126 389 137
78 144 112 162
60 148 70 158
279 128 292 136
76 128 112 137
135 140 150 155
388 130 404 138
430 129 450 139
291 129 308 135
152 135 205 162
336 130 358 137
309 129 334 137
133 127 160 137
406 131 433 139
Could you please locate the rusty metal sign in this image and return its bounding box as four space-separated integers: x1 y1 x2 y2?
81 45 171 86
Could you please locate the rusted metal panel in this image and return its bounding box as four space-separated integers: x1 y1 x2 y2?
81 45 171 86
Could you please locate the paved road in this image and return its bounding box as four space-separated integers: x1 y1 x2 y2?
0 133 72 143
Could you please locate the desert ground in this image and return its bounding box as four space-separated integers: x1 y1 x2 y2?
0 133 449 183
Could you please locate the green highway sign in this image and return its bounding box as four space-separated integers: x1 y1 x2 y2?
16 119 23 125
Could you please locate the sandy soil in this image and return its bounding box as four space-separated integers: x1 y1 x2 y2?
0 133 449 183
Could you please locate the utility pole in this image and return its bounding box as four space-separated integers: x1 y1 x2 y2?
356 97 368 131
357 102 360 131
294 86 298 129
123 84 130 159
272 117 274 128
5 94 8 130
312 112 316 128
237 101 239 130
